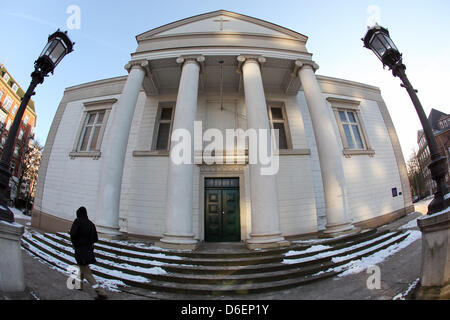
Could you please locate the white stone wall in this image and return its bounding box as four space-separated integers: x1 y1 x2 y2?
325 96 405 223
40 80 405 239
40 94 120 222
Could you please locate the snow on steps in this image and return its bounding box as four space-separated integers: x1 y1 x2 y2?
21 229 411 295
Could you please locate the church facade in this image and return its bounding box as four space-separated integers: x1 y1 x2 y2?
32 10 414 250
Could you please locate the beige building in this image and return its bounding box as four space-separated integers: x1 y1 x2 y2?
32 10 413 250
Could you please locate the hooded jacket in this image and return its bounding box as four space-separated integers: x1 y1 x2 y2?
69 207 99 265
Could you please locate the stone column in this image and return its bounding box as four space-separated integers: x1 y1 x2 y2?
238 56 289 249
297 60 355 236
0 221 25 292
158 56 204 250
95 60 148 237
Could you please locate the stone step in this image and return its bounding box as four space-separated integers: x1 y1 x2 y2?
55 228 379 259
21 228 409 294
38 229 400 276
50 229 387 267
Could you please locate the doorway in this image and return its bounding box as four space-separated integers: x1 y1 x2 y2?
204 178 241 242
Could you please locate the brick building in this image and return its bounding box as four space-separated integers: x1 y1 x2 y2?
0 63 37 194
417 108 450 195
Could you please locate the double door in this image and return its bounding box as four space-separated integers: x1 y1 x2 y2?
205 178 240 242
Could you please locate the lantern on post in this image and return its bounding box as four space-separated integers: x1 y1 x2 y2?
363 25 449 215
0 30 74 223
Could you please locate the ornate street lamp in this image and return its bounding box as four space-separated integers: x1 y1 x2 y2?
363 24 449 215
0 30 74 223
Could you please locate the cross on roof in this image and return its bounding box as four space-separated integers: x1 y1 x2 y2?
213 16 230 31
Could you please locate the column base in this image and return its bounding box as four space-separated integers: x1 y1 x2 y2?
0 221 25 292
158 233 199 251
97 225 124 240
323 222 359 238
246 232 290 250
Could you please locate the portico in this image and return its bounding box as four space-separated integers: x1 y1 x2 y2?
94 50 355 249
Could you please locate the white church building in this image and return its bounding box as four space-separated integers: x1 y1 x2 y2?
32 10 414 250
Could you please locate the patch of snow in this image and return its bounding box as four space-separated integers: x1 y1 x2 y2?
45 232 194 268
23 232 151 285
399 218 419 230
9 206 31 221
393 278 420 300
283 232 395 264
30 291 40 300
284 245 332 257
94 242 183 260
323 230 422 277
34 232 168 276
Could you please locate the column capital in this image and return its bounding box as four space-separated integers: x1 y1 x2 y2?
176 55 205 72
236 55 266 74
294 59 320 74
124 59 151 75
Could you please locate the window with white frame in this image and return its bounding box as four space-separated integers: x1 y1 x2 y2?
11 83 18 93
338 110 365 149
13 146 19 158
267 102 292 150
18 129 24 140
3 95 13 111
6 119 11 131
78 110 106 152
2 73 10 84
12 104 17 115
328 97 374 157
70 98 115 159
23 114 29 125
153 102 175 151
0 90 4 101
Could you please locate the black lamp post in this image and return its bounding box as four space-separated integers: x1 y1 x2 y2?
363 24 449 215
0 30 74 223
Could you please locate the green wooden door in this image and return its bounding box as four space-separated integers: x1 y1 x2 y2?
205 179 240 242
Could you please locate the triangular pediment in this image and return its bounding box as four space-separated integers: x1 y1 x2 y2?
137 10 307 41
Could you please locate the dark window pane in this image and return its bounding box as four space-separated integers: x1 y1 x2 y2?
339 111 347 122
273 122 288 149
80 127 92 151
343 124 355 149
96 111 105 124
347 112 357 123
160 107 173 120
271 107 284 120
352 125 364 149
156 123 170 150
87 113 95 125
90 126 101 151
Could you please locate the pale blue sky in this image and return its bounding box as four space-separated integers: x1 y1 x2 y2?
2 0 449 158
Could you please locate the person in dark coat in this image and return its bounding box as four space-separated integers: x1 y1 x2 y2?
69 206 108 300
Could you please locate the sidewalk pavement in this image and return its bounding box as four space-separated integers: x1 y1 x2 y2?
0 206 427 300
